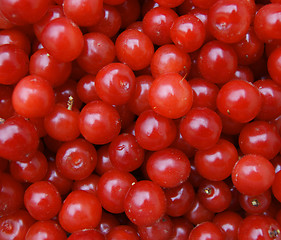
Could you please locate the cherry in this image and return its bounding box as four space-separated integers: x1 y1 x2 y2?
149 73 193 119
137 215 173 240
146 148 191 188
79 100 121 145
87 4 122 38
135 110 177 151
232 154 275 196
195 139 238 181
97 169 136 214
56 138 97 181
124 180 166 226
109 133 145 172
238 215 281 240
107 225 139 240
25 220 67 240
72 174 100 195
0 116 39 162
115 29 154 71
77 32 116 75
67 229 104 240
29 48 72 87
12 75 55 118
188 221 224 240
63 0 103 26
180 107 222 150
208 0 252 43
142 7 178 46
59 190 102 233
0 173 24 217
216 79 262 123
170 14 206 53
0 210 35 240
0 44 29 85
24 181 61 221
40 17 84 62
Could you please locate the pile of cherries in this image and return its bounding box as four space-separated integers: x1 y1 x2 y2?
1 0 281 239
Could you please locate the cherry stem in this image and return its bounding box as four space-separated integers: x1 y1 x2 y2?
268 228 280 238
251 199 259 207
67 96 74 111
204 187 212 195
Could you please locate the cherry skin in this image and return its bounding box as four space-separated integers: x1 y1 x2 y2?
0 44 29 85
0 0 52 25
95 63 136 105
135 110 177 151
127 75 153 116
33 5 65 40
44 102 80 142
197 180 232 213
239 189 272 214
0 173 24 217
272 171 281 203
63 0 103 26
232 26 264 65
107 225 139 240
0 29 31 54
184 197 215 225
238 215 281 240
10 150 48 183
25 220 67 240
97 169 136 214
188 221 224 240
254 79 281 121
149 73 193 119
188 78 219 111
109 133 145 172
0 116 39 162
44 161 73 196
213 211 243 240
180 107 222 150
88 4 122 38
95 211 119 236
216 79 262 123
164 180 195 217
239 121 281 159
77 32 116 75
170 14 206 53
59 190 102 233
12 75 55 118
194 139 238 181
56 138 97 181
268 47 281 86
0 85 14 119
150 44 191 79
0 210 35 240
137 215 173 240
124 180 166 226
24 181 61 221
29 48 72 87
142 6 178 45
67 229 105 240
232 154 275 196
198 40 238 84
146 148 191 188
115 0 141 28
115 29 154 71
76 74 100 104
154 0 185 8
41 17 84 62
208 0 252 43
254 3 281 42
79 100 121 145
170 217 193 240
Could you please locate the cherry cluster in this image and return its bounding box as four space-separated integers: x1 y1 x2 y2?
1 0 281 239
